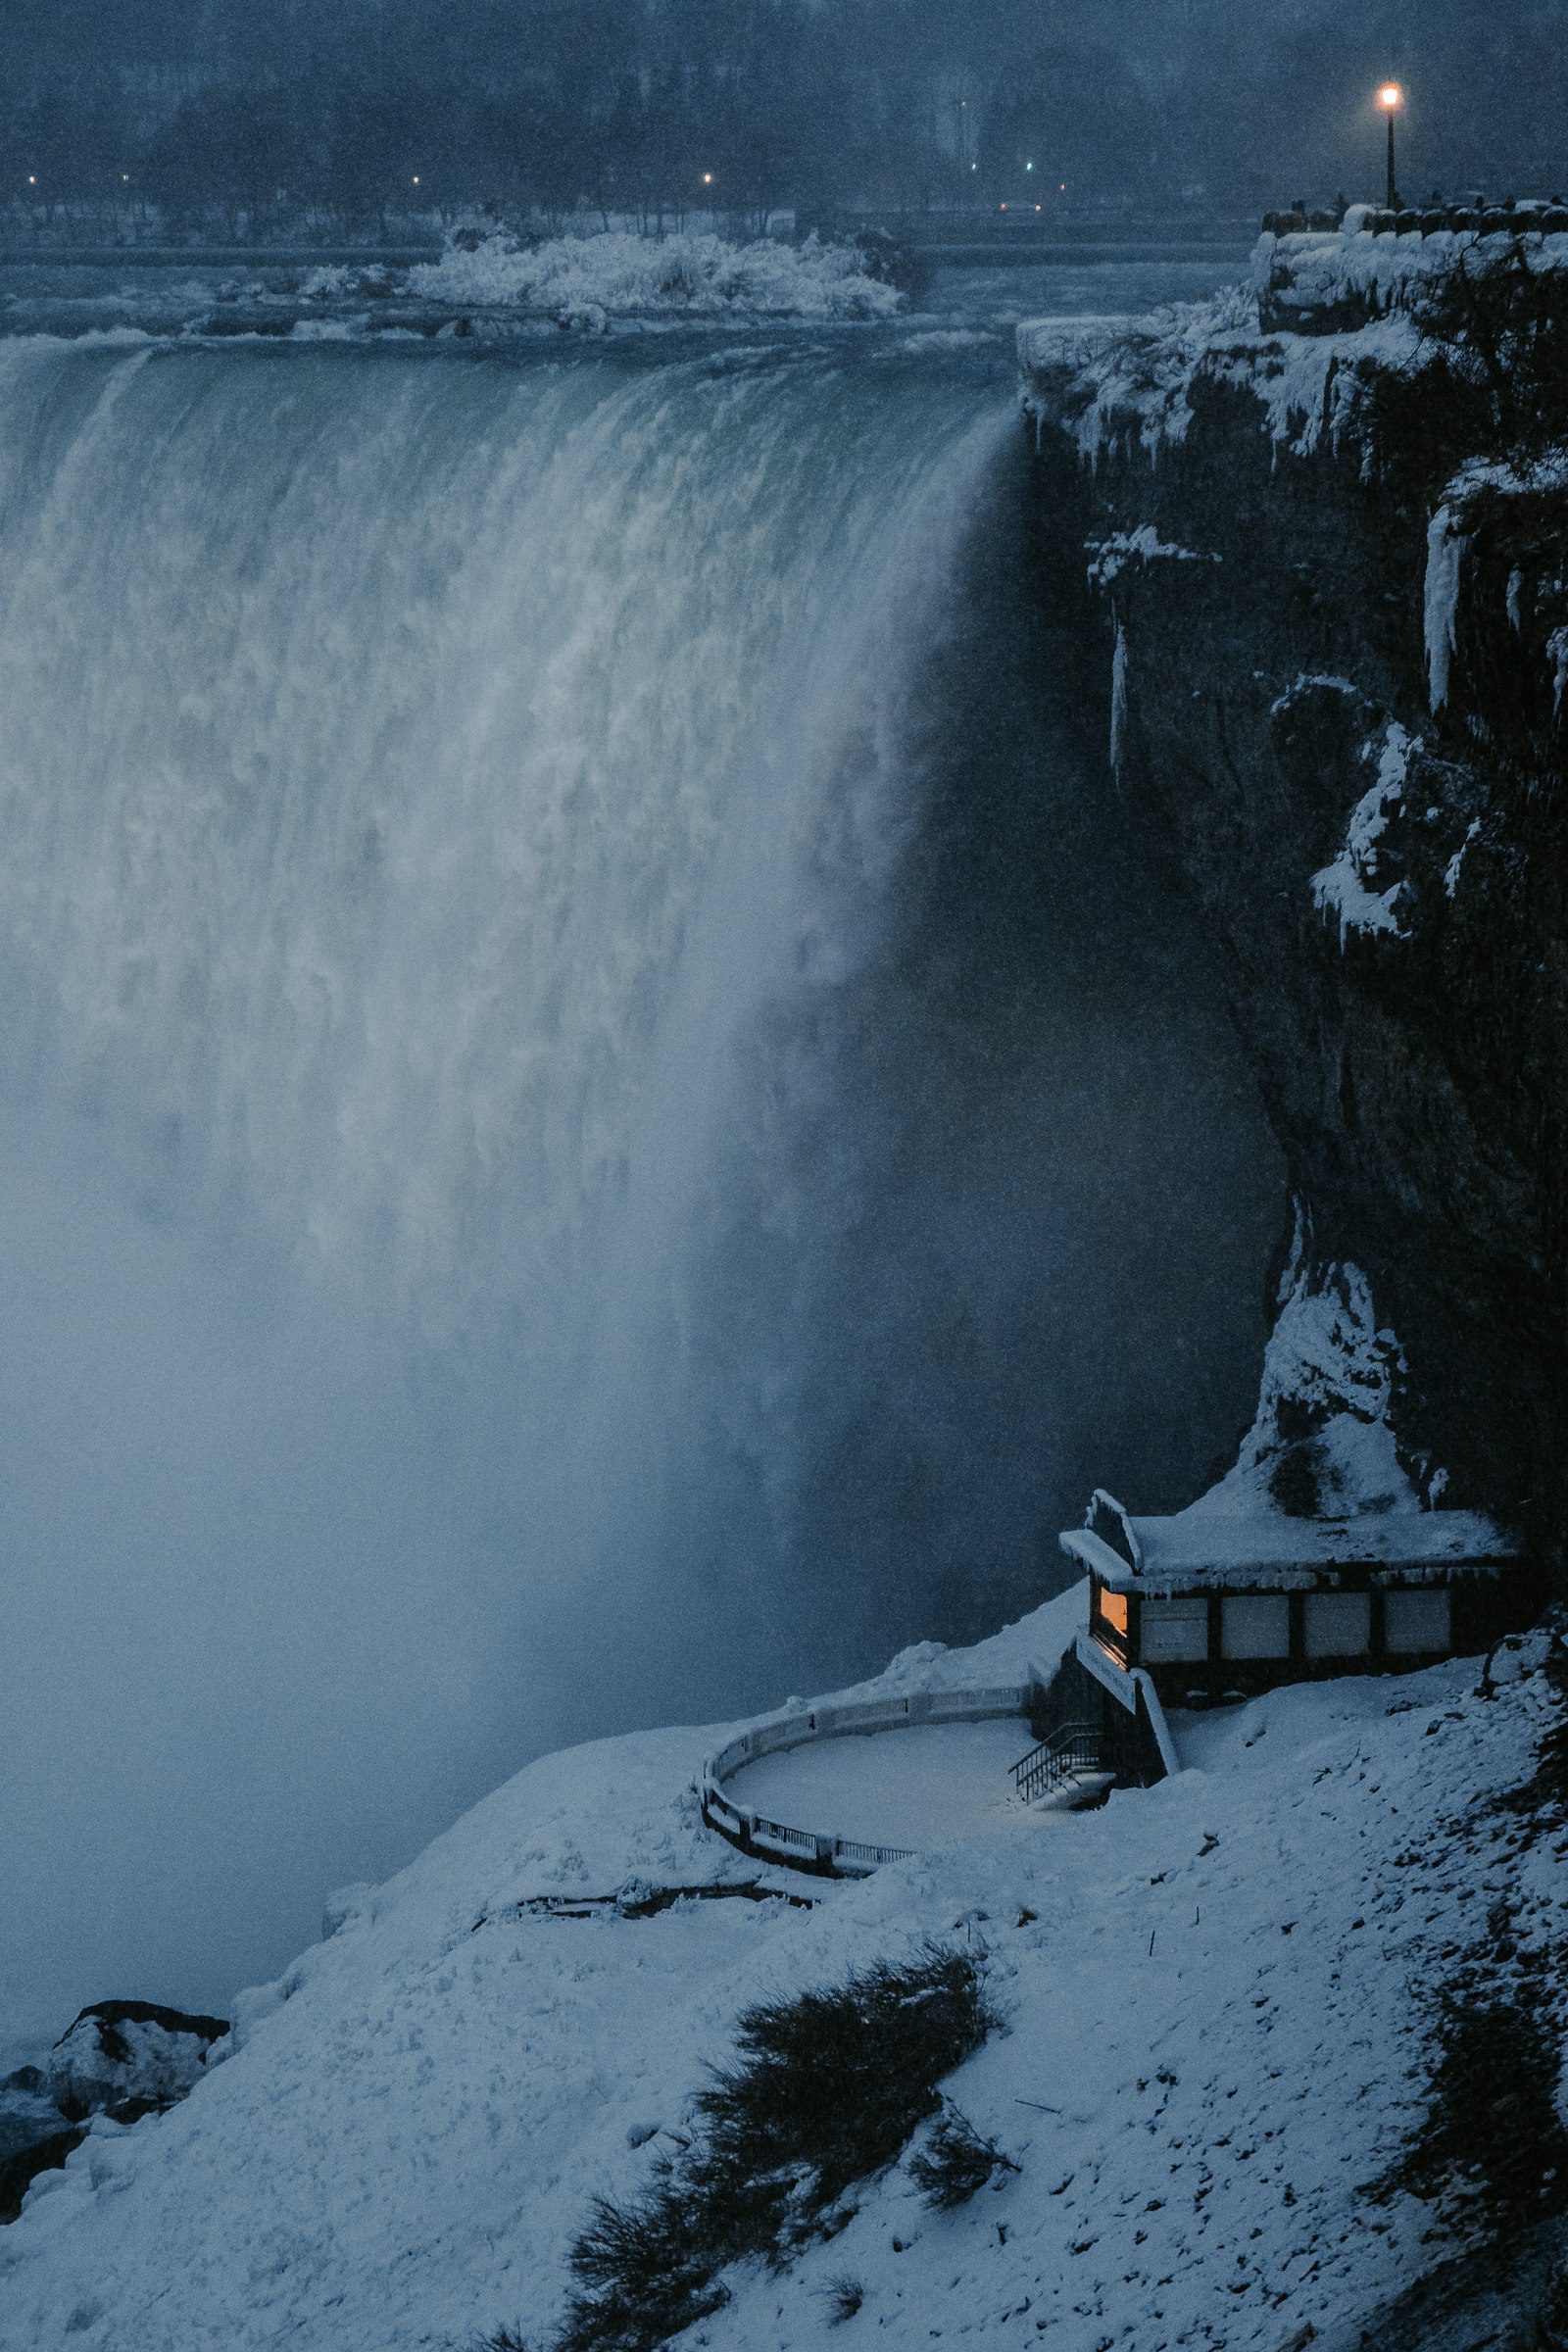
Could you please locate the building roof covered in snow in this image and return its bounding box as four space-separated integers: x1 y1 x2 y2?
1060 1489 1518 1593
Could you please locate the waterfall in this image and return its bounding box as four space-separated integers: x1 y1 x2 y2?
0 329 1282 2027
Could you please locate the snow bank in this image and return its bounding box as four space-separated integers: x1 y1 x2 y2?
405 229 906 322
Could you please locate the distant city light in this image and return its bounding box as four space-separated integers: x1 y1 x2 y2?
702 172 713 184
412 174 420 184
1025 161 1034 172
27 174 36 185
122 173 129 183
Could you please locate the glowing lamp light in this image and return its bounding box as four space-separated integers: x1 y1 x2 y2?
1025 161 1034 172
1378 83 1405 208
412 175 420 185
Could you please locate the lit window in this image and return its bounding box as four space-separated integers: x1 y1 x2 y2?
1098 1586 1129 1637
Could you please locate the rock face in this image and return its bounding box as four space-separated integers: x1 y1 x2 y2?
0 2001 228 2224
1021 247 1567 1576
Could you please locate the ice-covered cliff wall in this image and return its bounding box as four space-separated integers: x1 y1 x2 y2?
1020 228 1568 1574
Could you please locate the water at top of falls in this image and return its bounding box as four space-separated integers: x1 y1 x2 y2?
0 258 1282 2035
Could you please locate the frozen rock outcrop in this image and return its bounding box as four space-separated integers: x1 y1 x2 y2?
45 2001 229 2126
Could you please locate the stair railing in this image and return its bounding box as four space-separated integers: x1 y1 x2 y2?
1010 1719 1102 1804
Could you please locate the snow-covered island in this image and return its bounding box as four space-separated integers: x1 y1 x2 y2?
299 225 915 330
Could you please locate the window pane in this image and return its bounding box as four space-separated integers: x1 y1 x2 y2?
1385 1589 1450 1653
1303 1592 1370 1657
1222 1595 1290 1659
1141 1597 1208 1664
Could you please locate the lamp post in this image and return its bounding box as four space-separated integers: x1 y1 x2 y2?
1379 83 1403 210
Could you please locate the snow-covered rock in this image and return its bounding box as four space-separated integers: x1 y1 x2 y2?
1253 221 1568 336
1312 721 1417 945
1197 1220 1423 1522
43 2003 228 2126
405 228 907 322
1018 291 1420 467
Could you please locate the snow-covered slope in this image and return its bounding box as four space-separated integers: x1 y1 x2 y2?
2 1574 1558 2352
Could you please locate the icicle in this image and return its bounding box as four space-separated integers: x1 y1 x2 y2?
1424 508 1468 710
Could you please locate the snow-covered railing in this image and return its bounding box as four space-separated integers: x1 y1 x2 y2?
700 1684 1037 1880
1264 202 1568 240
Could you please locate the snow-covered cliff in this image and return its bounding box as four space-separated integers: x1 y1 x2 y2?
1020 227 1568 1583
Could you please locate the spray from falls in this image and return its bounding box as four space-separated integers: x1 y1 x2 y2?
0 331 1282 2032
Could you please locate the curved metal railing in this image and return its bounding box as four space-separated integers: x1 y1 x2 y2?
699 1683 1038 1880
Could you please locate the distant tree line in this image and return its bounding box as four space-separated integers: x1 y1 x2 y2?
1 0 1563 239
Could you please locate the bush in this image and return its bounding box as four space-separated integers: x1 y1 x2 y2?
557 2179 731 2352
906 2101 1019 2210
553 1945 998 2352
823 2273 864 2324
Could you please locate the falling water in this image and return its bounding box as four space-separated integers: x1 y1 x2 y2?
0 326 1282 2030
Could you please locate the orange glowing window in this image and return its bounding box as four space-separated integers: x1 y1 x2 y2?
1098 1587 1129 1639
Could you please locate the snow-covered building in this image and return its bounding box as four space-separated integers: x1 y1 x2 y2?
1061 1489 1526 1705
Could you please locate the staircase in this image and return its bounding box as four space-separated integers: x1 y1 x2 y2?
1009 1719 1104 1805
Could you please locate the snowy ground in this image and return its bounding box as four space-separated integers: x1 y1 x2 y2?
1 1579 1559 2351
724 1719 1039 1851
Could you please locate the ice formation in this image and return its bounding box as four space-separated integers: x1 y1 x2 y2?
405 228 906 321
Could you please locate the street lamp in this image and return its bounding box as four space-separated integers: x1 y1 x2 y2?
1379 83 1403 211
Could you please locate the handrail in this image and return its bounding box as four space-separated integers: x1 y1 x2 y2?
1009 1720 1102 1805
700 1682 1037 1881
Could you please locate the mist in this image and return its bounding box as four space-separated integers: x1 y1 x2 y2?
0 320 1288 2040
